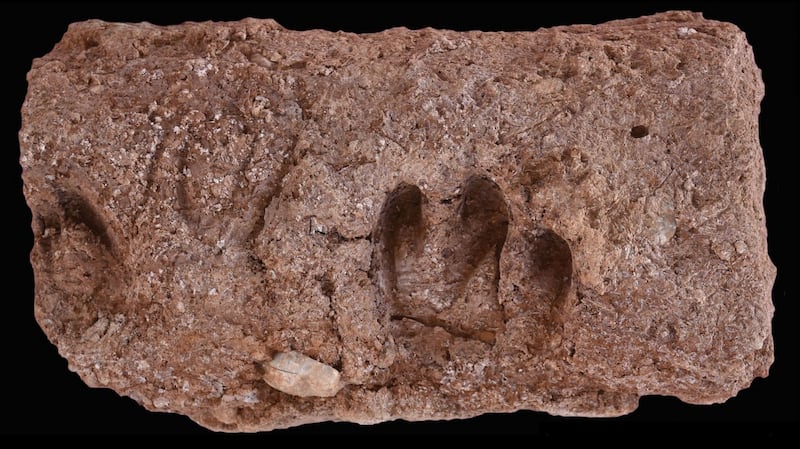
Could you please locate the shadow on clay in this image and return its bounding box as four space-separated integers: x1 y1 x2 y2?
373 175 510 346
33 190 129 336
372 174 575 362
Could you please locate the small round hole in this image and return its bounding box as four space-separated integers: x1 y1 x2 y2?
631 125 649 138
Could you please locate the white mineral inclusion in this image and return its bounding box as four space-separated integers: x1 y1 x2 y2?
263 351 343 398
653 214 677 245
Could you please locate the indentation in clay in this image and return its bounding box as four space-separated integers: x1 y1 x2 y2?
373 175 510 346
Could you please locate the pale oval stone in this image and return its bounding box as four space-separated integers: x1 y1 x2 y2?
263 351 343 398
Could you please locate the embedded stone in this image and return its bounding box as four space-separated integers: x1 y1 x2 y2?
263 351 343 398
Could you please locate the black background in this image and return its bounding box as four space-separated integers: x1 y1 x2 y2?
4 1 796 436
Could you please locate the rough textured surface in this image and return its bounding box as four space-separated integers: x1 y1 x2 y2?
20 11 775 432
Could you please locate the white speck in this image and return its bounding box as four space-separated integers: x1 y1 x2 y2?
173 126 181 133
677 27 697 37
712 241 734 261
195 62 214 77
153 397 170 408
242 390 259 404
216 239 226 249
209 288 218 296
653 215 677 245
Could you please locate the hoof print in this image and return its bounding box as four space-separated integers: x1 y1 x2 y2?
33 190 128 335
374 176 510 347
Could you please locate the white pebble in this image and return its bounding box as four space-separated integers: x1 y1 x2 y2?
263 351 343 398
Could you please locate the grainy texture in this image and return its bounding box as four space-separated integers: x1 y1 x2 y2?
21 11 775 432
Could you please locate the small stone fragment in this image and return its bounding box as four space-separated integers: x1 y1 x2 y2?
263 351 343 398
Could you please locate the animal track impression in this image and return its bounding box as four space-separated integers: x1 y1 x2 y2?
33 189 130 334
374 176 510 345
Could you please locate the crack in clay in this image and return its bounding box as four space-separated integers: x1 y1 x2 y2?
244 139 309 245
390 314 496 345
